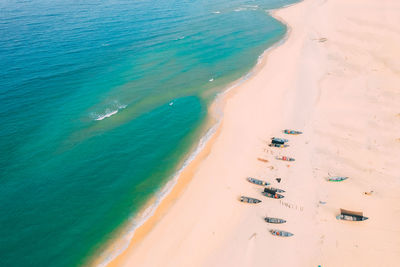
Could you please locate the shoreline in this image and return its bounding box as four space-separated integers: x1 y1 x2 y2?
97 0 400 265
92 3 298 266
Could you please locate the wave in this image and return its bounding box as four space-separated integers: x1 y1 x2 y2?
95 110 118 121
234 5 259 12
92 102 127 121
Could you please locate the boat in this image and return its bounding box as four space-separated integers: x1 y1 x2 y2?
336 209 368 221
247 177 270 186
269 143 289 148
271 137 289 143
264 187 285 193
265 217 286 224
275 156 295 161
262 191 284 199
327 176 348 182
262 188 284 199
283 129 302 135
240 196 261 204
270 229 293 237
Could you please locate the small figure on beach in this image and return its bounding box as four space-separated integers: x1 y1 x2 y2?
364 190 374 196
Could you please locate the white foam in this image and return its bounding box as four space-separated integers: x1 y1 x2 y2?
234 5 258 12
95 110 118 121
209 78 214 82
93 102 127 121
212 11 221 14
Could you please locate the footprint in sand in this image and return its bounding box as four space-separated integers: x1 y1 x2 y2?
244 233 257 266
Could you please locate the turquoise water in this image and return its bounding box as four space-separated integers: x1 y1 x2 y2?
0 0 295 266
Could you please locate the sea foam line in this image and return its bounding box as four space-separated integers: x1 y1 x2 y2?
93 104 127 121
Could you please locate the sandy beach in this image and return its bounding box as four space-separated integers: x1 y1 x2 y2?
105 0 400 266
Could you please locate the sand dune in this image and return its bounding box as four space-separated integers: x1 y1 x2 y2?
107 0 400 266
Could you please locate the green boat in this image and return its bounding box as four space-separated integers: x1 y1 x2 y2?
327 176 348 182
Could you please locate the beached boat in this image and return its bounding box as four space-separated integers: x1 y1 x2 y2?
270 229 293 237
262 192 284 199
262 188 284 199
336 209 368 221
265 217 286 224
283 129 302 135
271 137 289 143
275 156 295 161
240 196 261 204
269 143 289 148
247 177 270 186
327 176 348 182
264 187 285 193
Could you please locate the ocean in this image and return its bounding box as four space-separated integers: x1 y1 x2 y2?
0 0 295 266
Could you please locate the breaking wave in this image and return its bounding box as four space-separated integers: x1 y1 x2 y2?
92 102 127 121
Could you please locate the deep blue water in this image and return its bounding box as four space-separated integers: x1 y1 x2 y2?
0 0 295 266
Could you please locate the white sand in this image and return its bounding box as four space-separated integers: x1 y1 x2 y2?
107 0 400 266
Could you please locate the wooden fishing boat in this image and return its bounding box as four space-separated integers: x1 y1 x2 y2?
247 177 270 186
270 229 293 237
240 196 261 204
275 156 295 161
264 187 285 193
271 137 289 143
262 192 284 199
283 129 302 135
336 209 368 221
265 217 286 224
327 176 348 182
262 188 284 199
269 143 289 148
